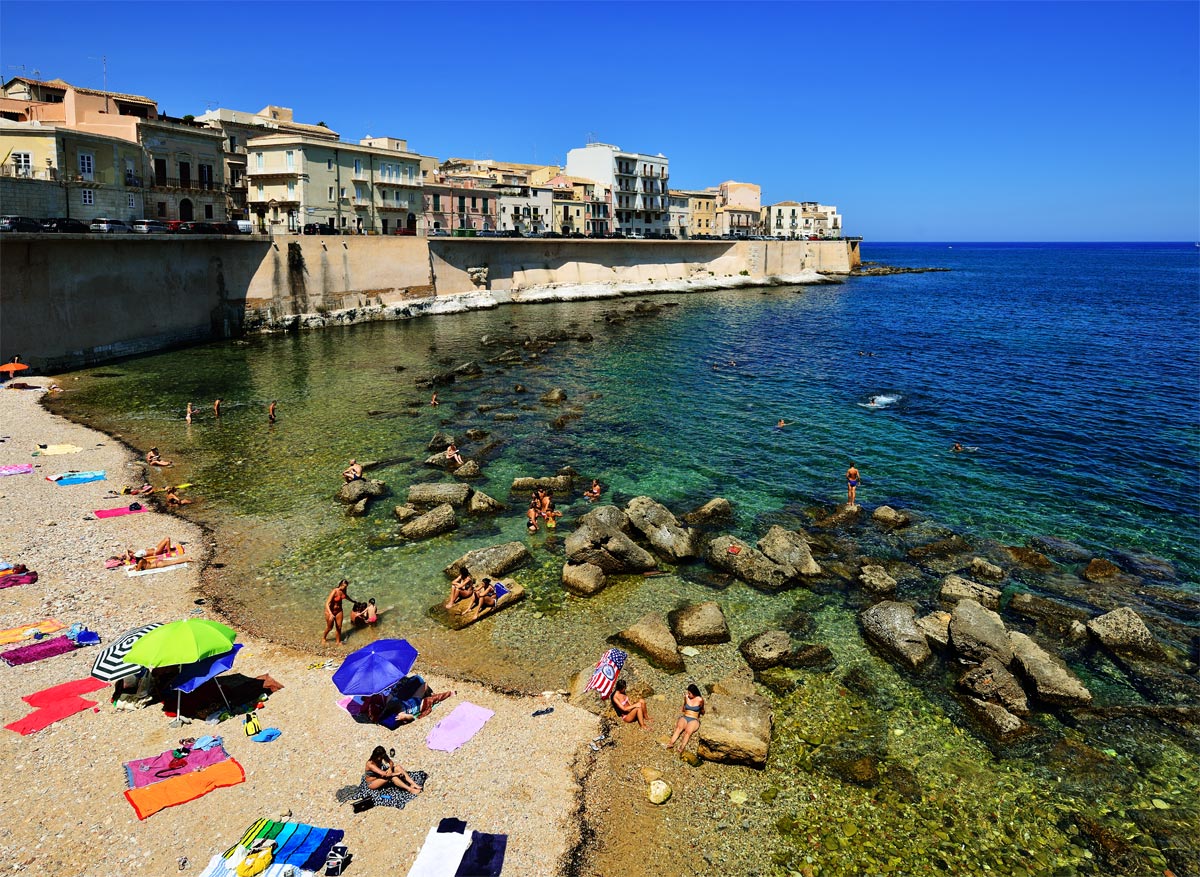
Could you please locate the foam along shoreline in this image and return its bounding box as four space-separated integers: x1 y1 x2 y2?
509 269 838 303
0 380 597 877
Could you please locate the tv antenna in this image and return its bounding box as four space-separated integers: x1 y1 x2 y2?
87 54 108 110
8 64 43 80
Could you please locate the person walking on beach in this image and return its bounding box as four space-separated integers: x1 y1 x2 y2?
185 402 193 424
846 463 860 508
323 578 359 644
268 400 277 424
213 398 222 418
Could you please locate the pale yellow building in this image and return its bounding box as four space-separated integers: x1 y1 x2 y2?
713 180 761 237
671 189 717 238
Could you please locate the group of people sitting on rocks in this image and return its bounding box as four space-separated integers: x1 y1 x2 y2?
526 487 563 533
444 572 505 617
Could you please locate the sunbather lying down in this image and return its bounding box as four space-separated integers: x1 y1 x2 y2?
108 538 185 569
363 675 455 725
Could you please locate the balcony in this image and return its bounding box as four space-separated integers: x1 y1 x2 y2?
245 167 299 179
125 173 144 187
0 164 57 181
150 177 225 192
375 177 419 187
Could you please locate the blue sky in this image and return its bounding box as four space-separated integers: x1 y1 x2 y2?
2 1 1196 240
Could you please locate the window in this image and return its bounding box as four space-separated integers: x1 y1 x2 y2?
11 152 31 176
328 186 334 201
199 164 214 188
81 189 94 205
432 194 440 211
340 216 346 227
482 198 488 214
204 204 213 219
327 158 333 171
78 151 94 180
128 194 136 209
285 150 294 170
354 159 362 175
157 202 166 217
394 190 401 203
255 152 263 170
229 135 238 149
340 187 346 198
257 183 264 198
288 180 295 199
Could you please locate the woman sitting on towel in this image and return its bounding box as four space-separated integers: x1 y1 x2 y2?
467 577 498 616
444 572 474 609
611 679 651 728
365 745 423 795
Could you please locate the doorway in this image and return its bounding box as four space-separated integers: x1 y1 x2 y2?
179 199 194 221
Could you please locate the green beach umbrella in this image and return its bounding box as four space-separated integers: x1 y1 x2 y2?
122 618 237 668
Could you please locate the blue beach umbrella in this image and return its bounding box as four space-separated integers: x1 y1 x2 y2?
332 638 418 696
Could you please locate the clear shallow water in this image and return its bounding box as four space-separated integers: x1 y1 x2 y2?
46 242 1200 875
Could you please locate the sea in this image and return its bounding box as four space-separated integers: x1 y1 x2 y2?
47 241 1200 876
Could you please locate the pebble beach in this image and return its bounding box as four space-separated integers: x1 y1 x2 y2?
0 381 599 876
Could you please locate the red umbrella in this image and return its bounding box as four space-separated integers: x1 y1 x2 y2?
0 362 29 375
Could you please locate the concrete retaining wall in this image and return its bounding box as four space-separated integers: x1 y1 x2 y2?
1 235 857 370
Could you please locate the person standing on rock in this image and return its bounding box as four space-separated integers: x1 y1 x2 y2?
185 402 194 424
846 463 860 508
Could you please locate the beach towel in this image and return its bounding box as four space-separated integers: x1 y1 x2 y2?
405 825 473 877
0 619 65 645
32 444 83 455
0 464 34 476
453 831 508 877
214 819 346 874
94 505 149 519
425 702 494 752
48 470 105 485
0 571 37 589
22 676 107 707
1 635 76 666
124 757 245 820
127 562 189 577
124 743 232 789
4 695 97 735
584 647 627 698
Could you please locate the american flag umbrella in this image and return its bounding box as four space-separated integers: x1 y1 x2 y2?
90 622 163 682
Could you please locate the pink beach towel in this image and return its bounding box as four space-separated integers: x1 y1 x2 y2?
0 464 34 477
425 702 495 752
1 635 77 666
0 571 37 590
94 506 149 519
124 744 231 789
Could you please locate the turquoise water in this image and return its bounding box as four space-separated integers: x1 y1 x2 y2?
46 242 1200 875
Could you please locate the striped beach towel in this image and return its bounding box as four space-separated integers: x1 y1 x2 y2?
204 819 345 875
584 648 627 698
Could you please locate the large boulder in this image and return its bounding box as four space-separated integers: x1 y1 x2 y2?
426 431 455 452
1086 607 1164 660
958 657 1030 716
1082 558 1121 583
667 602 730 646
399 503 457 541
562 562 607 597
681 497 733 527
625 496 696 560
915 611 952 650
466 490 506 515
697 677 773 768
962 696 1034 745
939 574 1002 610
336 479 388 504
613 614 684 673
407 482 472 508
949 599 1013 665
706 536 792 593
1008 631 1092 707
511 475 574 495
579 504 633 533
757 526 821 577
565 512 657 573
858 565 897 597
860 602 933 670
452 460 482 479
739 630 793 671
872 505 911 530
424 453 454 470
444 541 531 580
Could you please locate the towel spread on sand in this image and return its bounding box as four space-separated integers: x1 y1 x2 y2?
94 505 149 519
124 757 245 820
124 743 232 789
1 635 77 666
126 562 189 577
425 702 494 752
4 695 97 735
453 831 508 877
0 464 34 476
0 571 37 589
48 470 105 485
32 444 83 456
23 677 108 707
201 818 346 876
405 825 474 877
0 619 65 645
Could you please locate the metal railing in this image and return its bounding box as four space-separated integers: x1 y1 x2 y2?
0 164 57 180
149 177 225 192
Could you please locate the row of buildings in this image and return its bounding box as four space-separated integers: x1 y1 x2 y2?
0 75 842 239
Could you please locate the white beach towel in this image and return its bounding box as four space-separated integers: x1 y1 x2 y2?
405 826 472 877
126 563 190 577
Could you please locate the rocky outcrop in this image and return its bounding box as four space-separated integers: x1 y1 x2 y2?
540 388 568 404
613 613 684 673
907 535 971 561
424 452 454 470
1008 631 1092 707
681 497 733 527
860 602 932 670
915 611 952 650
757 526 821 577
1006 546 1054 570
858 565 897 597
739 630 793 670
962 696 1034 745
667 602 730 646
511 474 574 495
1087 607 1164 660
393 505 420 525
1113 551 1176 580
565 508 657 573
444 541 531 580
625 496 695 560
466 490 506 515
1030 535 1092 564
958 657 1030 716
336 478 388 505
426 431 455 452
968 557 1004 581
697 676 773 768
399 503 457 541
939 574 1002 610
949 599 1013 665
452 460 482 479
1082 558 1120 583
407 482 472 508
562 562 607 597
706 536 792 592
872 505 911 530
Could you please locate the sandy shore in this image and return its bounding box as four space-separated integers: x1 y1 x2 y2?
0 381 598 876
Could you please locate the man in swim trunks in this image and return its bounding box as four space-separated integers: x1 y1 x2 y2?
342 459 364 482
846 464 860 508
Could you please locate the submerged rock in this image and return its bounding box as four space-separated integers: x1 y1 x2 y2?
393 504 420 524
407 482 472 508
949 599 1013 665
939 574 1002 610
540 388 568 404
1082 557 1121 582
426 431 455 452
613 613 684 673
968 556 1004 581
858 564 897 597
860 601 932 670
1031 535 1092 564
444 541 531 580
871 505 911 530
668 601 730 645
562 562 607 597
1008 630 1092 707
466 490 506 515
961 695 1035 745
1087 607 1164 660
399 503 457 541
1006 545 1054 570
739 630 794 670
958 657 1030 716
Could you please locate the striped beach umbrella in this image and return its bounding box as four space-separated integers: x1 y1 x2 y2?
90 622 162 682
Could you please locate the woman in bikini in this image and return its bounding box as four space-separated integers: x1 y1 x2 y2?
610 679 651 728
444 572 474 609
146 447 173 467
665 684 705 752
468 577 498 616
584 479 602 501
527 489 544 532
322 579 358 644
364 746 423 795
445 443 464 467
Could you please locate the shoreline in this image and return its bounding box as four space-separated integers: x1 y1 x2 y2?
0 380 599 876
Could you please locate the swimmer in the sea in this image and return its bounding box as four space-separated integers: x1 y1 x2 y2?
952 442 964 453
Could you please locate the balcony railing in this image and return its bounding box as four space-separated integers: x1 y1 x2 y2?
0 164 57 180
150 177 225 192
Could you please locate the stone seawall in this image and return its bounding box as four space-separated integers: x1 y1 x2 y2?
1 236 859 370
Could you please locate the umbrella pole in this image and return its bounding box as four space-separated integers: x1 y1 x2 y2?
215 677 232 712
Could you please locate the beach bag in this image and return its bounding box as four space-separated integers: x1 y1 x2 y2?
324 843 350 876
236 848 273 877
243 712 262 736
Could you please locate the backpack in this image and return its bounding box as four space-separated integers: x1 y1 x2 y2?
243 712 262 736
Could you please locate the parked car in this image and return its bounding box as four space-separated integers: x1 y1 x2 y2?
539 231 563 239
626 232 645 240
132 219 170 234
177 221 223 234
477 230 501 238
587 232 607 239
659 232 677 240
0 215 43 233
90 218 132 234
303 223 338 235
40 217 90 233
233 219 254 234
427 228 449 237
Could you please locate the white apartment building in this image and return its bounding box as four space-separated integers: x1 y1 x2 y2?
565 142 669 235
496 184 552 235
667 192 690 238
762 201 843 239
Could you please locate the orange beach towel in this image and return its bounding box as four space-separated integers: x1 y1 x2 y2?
124 757 245 820
0 619 65 646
